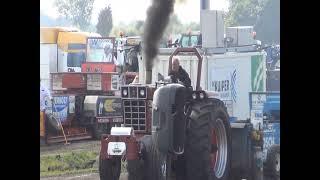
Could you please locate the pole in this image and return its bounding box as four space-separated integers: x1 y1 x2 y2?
52 101 70 145
201 0 210 10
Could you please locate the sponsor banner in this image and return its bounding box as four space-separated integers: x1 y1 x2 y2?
97 97 122 117
52 96 69 122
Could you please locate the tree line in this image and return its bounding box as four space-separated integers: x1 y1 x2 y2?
54 0 279 44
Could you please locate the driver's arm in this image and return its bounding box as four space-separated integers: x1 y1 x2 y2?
179 69 191 87
168 71 178 83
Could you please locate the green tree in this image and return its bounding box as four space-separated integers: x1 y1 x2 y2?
96 5 113 36
110 21 145 37
225 0 279 44
176 0 187 3
162 14 200 44
135 20 145 35
109 15 199 43
165 14 183 36
110 26 122 37
54 0 95 31
183 22 200 32
225 0 267 27
255 0 280 44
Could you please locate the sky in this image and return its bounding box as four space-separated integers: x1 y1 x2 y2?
40 0 229 25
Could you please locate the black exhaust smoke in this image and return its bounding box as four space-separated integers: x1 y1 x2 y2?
143 0 175 84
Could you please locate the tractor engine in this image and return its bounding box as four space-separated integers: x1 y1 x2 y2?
152 84 188 154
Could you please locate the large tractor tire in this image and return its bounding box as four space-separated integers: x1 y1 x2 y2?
99 155 121 180
128 135 152 180
149 140 171 180
185 99 231 180
174 154 187 180
265 145 280 180
127 159 145 180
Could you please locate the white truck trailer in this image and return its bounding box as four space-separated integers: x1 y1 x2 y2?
139 50 266 125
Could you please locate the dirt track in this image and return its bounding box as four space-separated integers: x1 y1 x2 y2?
40 140 276 180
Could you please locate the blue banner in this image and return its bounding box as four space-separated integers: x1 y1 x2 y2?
52 96 69 122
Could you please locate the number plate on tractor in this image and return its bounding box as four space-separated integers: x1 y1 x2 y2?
97 118 110 123
112 117 123 123
107 142 126 156
97 117 123 123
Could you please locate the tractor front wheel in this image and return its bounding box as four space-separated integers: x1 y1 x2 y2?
149 140 171 180
99 156 121 180
127 159 145 180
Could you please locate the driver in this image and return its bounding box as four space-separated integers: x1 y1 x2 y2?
169 56 191 87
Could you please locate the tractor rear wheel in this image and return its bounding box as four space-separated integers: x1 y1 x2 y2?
99 156 121 180
185 99 231 180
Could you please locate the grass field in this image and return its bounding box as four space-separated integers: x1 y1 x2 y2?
40 151 99 177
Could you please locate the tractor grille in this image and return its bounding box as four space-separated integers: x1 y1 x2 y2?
123 100 146 132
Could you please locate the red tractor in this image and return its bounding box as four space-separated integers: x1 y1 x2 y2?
99 48 232 180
